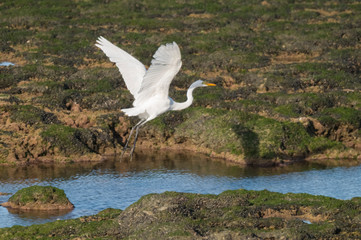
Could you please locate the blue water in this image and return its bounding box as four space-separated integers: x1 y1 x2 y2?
0 151 360 228
0 62 15 66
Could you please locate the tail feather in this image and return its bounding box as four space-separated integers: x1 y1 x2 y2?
121 107 144 117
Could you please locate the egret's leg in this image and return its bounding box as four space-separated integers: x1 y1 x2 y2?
120 125 136 159
129 125 141 160
120 119 145 159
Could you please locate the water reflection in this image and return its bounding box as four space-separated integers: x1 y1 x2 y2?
0 150 330 183
0 150 360 228
6 208 72 220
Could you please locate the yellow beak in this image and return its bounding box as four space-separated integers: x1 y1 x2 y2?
204 82 216 86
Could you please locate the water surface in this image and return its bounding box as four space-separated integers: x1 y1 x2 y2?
0 62 15 66
1 150 360 228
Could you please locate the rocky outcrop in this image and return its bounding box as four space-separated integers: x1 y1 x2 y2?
113 190 361 239
1 186 74 210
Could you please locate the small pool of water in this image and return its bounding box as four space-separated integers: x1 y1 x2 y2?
0 62 15 66
1 150 361 228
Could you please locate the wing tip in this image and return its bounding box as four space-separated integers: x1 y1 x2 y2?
95 36 108 47
158 41 178 49
166 41 178 48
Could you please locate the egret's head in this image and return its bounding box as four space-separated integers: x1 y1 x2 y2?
192 80 216 88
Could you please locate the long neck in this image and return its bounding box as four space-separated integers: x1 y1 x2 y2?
171 86 196 111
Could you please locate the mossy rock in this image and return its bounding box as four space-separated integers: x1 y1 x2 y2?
40 124 114 156
1 185 74 210
1 105 60 126
165 108 342 163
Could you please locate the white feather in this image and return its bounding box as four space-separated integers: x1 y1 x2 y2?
134 42 182 107
95 36 146 97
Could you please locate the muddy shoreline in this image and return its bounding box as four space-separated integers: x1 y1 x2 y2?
2 142 361 168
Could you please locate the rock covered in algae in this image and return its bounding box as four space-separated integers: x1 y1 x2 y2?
1 185 74 210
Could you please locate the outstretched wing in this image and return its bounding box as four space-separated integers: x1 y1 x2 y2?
95 36 146 97
134 42 182 106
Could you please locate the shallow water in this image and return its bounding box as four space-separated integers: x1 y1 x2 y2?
1 150 361 228
0 62 15 66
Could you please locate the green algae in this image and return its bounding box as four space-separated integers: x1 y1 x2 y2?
169 107 341 161
0 208 122 240
1 105 59 126
320 107 361 128
274 104 301 117
40 124 114 155
7 185 72 206
40 124 81 155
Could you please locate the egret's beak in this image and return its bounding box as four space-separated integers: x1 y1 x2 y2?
204 82 216 86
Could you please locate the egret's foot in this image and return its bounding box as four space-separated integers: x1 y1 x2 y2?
129 146 136 161
120 145 129 161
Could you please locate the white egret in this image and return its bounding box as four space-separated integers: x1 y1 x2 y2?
95 36 215 158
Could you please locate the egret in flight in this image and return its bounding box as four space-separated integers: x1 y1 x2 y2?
95 36 215 158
